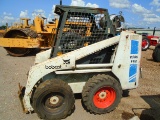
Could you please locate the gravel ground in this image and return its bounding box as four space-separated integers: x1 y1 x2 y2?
0 46 160 120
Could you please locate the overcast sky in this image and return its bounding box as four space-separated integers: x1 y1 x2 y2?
0 0 160 28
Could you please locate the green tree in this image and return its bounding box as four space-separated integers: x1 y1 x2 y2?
0 25 6 30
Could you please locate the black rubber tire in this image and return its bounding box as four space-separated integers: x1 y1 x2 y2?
82 74 122 114
142 37 150 51
152 44 160 62
152 50 156 61
32 79 75 120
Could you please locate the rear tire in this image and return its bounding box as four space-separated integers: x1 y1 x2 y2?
82 74 122 114
152 44 160 62
142 37 150 51
32 79 75 120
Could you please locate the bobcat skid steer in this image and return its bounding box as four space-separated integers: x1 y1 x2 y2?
19 5 142 120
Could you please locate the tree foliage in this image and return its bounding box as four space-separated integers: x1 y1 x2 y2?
0 25 7 30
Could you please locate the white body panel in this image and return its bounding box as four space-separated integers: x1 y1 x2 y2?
112 33 142 89
35 49 51 64
22 32 141 112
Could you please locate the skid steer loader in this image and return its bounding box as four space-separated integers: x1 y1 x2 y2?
19 5 142 120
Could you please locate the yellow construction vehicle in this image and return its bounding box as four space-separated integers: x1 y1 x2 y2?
0 16 57 56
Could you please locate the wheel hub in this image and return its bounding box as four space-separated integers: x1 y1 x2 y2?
93 87 116 108
142 39 148 49
99 91 107 99
49 96 59 105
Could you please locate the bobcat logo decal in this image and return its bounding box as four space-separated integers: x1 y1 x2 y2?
63 59 70 64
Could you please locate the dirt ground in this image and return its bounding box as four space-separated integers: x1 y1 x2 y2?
0 46 160 120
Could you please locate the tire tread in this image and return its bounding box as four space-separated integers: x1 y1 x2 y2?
33 79 75 120
82 74 122 114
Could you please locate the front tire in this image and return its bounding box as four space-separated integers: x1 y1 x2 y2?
32 79 75 120
82 74 122 114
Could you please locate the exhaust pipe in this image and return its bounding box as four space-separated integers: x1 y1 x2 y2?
60 0 62 5
153 27 156 36
6 23 8 31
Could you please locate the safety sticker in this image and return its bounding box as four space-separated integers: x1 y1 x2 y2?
131 40 138 54
129 40 138 82
129 64 137 82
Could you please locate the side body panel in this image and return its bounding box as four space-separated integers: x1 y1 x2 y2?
112 32 142 90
